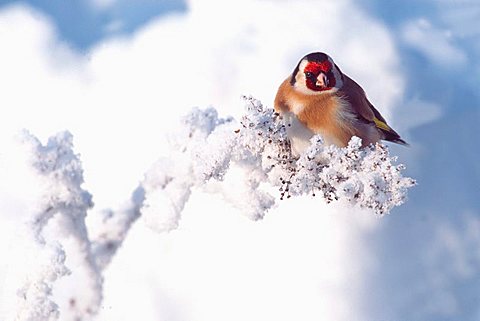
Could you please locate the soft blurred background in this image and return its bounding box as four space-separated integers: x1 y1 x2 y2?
0 0 479 320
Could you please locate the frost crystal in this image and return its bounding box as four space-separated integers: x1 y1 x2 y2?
141 96 415 226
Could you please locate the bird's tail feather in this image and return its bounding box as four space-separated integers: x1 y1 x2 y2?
381 129 408 146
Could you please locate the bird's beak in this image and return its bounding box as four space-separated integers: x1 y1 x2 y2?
316 72 329 88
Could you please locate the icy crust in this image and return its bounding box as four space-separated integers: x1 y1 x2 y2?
141 96 416 228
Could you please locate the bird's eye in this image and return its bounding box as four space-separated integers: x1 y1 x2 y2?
305 72 315 79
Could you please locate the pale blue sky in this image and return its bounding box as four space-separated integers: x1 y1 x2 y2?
0 0 186 50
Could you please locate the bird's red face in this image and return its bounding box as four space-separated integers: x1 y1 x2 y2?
291 52 344 95
303 60 337 92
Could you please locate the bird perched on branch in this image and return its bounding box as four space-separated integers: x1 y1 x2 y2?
274 52 406 154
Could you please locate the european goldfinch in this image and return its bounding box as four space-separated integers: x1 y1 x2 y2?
274 52 406 154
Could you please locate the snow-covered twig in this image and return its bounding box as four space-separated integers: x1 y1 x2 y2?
15 131 101 321
141 96 415 227
140 108 236 230
90 185 145 269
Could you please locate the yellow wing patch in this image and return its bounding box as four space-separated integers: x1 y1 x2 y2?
373 117 391 132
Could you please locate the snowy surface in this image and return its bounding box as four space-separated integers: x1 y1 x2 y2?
0 0 479 320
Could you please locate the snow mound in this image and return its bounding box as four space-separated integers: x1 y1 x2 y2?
141 96 415 230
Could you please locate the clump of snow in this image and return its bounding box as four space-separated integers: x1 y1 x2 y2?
14 239 69 321
140 96 415 229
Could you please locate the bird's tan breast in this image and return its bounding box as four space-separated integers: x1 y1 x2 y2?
275 78 355 147
298 95 355 147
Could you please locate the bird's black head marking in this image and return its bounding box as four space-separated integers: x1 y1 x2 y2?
305 52 328 63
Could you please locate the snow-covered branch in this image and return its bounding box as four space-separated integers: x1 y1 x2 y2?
15 131 101 321
89 186 145 269
11 97 415 321
12 131 148 321
141 96 415 228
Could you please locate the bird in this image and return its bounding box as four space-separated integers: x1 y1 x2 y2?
274 52 406 154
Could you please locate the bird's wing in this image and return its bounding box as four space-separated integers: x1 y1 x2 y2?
339 76 394 130
338 75 375 123
339 75 407 144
